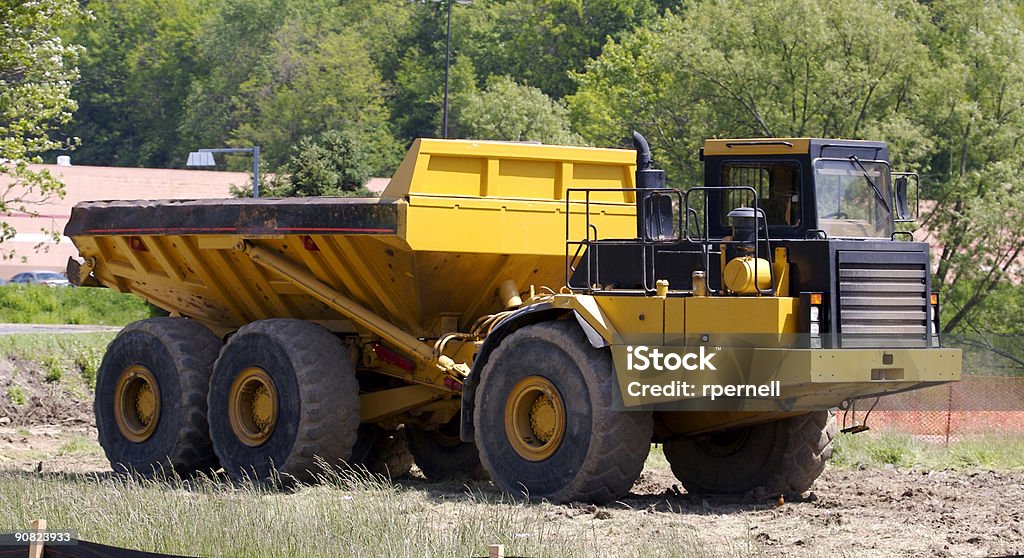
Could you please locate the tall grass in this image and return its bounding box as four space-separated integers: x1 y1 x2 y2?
0 332 114 396
832 431 1024 470
0 468 746 558
0 284 161 325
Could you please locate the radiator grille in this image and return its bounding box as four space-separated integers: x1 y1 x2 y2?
837 258 928 348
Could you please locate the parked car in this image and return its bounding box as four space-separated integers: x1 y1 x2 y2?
8 270 71 287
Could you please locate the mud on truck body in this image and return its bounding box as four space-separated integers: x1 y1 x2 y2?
66 134 960 503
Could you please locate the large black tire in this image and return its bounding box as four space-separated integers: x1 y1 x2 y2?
406 417 487 480
474 321 653 503
351 425 414 479
663 410 836 496
208 319 359 484
94 318 221 477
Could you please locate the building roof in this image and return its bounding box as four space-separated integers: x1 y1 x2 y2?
0 163 249 280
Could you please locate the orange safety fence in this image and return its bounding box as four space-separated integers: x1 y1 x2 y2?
837 375 1024 444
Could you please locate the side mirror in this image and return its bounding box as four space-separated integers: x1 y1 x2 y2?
892 172 918 222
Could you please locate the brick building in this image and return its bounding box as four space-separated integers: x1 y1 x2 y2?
0 163 249 280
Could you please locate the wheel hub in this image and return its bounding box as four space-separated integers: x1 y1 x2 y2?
229 367 279 447
529 396 557 442
114 365 161 443
505 375 565 461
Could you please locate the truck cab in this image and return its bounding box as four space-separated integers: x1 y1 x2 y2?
702 138 900 240
571 135 935 349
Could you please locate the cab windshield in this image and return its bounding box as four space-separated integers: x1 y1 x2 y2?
814 159 893 238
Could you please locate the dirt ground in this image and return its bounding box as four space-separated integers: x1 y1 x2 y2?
2 357 1023 557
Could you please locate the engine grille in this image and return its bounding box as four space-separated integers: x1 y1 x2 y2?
837 253 929 348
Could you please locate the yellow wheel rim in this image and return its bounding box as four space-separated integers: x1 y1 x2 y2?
229 367 279 447
114 365 161 443
504 375 565 462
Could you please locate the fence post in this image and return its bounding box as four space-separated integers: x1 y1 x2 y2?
944 382 953 447
28 518 46 558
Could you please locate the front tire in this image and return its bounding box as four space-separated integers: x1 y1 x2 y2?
474 321 652 503
95 318 221 477
663 410 836 496
208 319 359 483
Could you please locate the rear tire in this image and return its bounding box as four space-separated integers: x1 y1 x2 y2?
663 410 836 496
95 318 221 477
474 321 652 503
406 417 487 480
208 319 359 484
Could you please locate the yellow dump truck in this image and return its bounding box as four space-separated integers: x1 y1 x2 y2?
66 134 960 502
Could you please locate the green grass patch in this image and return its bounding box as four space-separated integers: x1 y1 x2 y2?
6 385 27 406
832 431 1024 470
646 443 670 470
56 436 101 456
0 332 115 363
0 332 114 395
0 469 746 558
0 284 162 326
42 355 63 383
74 345 103 389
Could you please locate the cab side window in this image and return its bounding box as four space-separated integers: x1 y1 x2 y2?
721 162 801 227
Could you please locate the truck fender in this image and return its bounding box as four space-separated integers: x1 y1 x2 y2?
573 310 610 349
459 302 569 443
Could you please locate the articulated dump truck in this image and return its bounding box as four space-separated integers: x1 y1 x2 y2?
66 134 960 503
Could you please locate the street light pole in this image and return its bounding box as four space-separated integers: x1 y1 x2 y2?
251 145 260 197
443 0 452 139
186 146 261 198
431 0 469 139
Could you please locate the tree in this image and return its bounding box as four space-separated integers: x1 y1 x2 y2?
462 0 660 99
67 0 212 167
389 1 478 142
270 130 375 198
569 0 1024 345
0 0 85 257
916 0 1024 335
456 75 583 144
181 1 402 176
229 20 399 172
178 0 291 155
569 0 931 183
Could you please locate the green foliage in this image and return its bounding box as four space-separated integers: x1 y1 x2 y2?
0 332 115 368
42 0 1024 349
392 46 478 141
570 0 931 183
178 0 290 154
6 386 27 406
0 285 162 326
272 131 375 197
832 432 1024 470
67 0 211 167
174 0 403 176
231 14 400 173
42 356 63 383
462 0 661 99
0 0 85 259
456 76 583 144
56 436 100 456
74 345 103 390
917 1 1024 335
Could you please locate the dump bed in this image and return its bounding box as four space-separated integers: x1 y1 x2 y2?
66 139 638 336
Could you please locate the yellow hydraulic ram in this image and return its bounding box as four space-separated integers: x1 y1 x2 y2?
236 241 470 383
